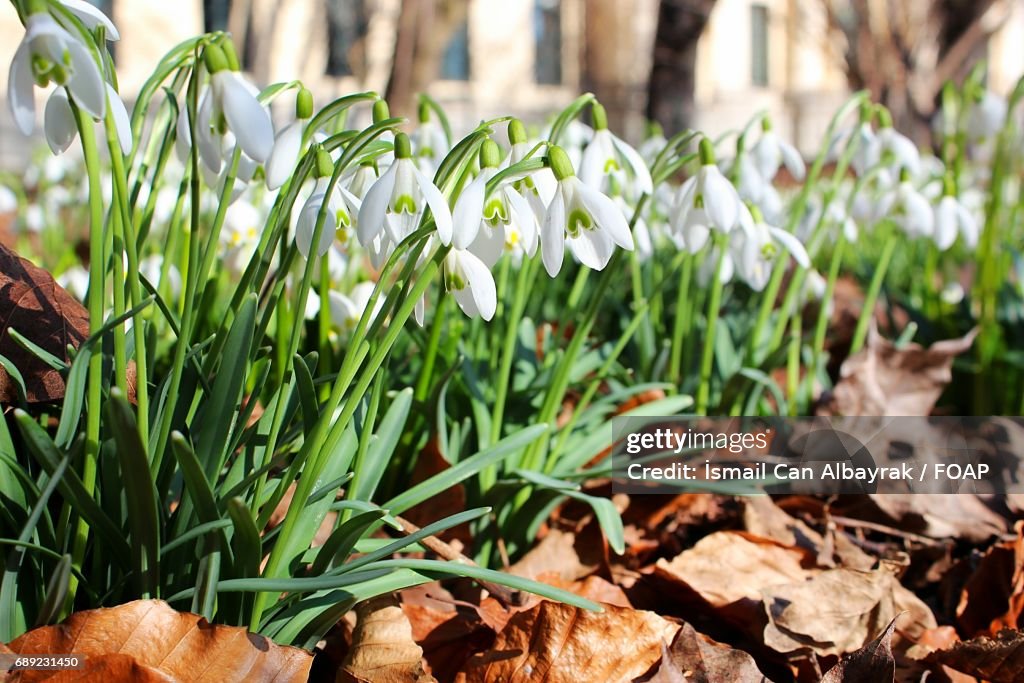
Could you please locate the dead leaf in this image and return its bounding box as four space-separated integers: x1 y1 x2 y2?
819 615 898 683
458 601 679 683
652 532 812 609
761 563 935 658
636 622 767 683
835 493 1006 543
340 595 435 683
5 599 311 682
0 243 89 404
926 629 1024 683
508 527 603 584
957 522 1024 637
818 324 978 416
531 573 632 608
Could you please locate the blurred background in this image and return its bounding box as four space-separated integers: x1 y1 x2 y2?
0 0 1021 168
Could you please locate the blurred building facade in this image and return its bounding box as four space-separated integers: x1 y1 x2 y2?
1 0 1022 168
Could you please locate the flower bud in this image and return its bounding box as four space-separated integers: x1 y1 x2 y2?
372 99 390 124
202 43 229 74
508 118 527 145
592 102 608 131
698 137 716 165
296 87 313 120
418 99 430 124
480 139 501 169
221 39 241 72
315 148 334 178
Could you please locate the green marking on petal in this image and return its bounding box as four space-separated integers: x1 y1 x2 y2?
760 242 778 260
484 198 508 224
694 193 705 210
393 194 417 214
567 208 593 237
603 158 621 174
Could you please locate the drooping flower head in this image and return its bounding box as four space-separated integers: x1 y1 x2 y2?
201 41 274 165
669 137 742 253
412 99 449 176
751 116 805 182
933 174 978 251
266 86 314 190
296 148 361 259
541 145 635 277
357 131 453 248
579 102 653 199
730 204 810 291
451 139 538 267
507 118 556 222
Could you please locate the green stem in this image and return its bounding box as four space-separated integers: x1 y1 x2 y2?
850 231 898 354
695 239 728 414
668 253 693 386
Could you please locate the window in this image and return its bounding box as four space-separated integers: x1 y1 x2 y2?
751 4 769 87
440 20 470 81
326 0 368 77
534 0 562 85
203 0 231 33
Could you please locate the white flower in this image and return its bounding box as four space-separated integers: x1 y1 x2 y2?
966 91 1007 141
541 146 634 277
357 132 453 247
0 186 17 214
670 140 742 253
344 163 379 200
696 245 734 287
890 179 933 239
44 83 132 156
444 248 497 321
221 200 262 272
58 0 121 41
209 70 273 164
266 87 313 190
933 194 978 251
329 282 382 333
452 144 539 267
411 118 448 176
296 178 340 259
730 206 810 291
870 126 921 177
57 265 90 301
139 254 182 298
579 104 653 198
508 140 556 222
752 126 805 181
9 13 106 135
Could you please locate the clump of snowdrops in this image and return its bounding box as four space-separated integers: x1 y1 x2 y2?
1 0 1023 648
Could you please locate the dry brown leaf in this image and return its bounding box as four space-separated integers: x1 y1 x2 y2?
5 599 311 682
818 324 978 416
957 521 1024 637
926 629 1024 683
860 494 1006 543
652 531 811 608
761 562 935 658
635 622 767 683
531 573 632 609
819 615 897 683
508 527 603 583
458 601 679 683
0 243 90 404
340 595 435 683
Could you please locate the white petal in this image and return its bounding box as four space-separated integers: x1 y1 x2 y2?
933 197 958 251
769 226 810 268
956 204 978 250
60 0 120 40
8 43 36 135
568 224 614 270
196 92 223 173
413 166 453 245
575 179 634 250
779 140 805 181
44 88 76 154
611 134 653 195
453 249 497 320
542 185 567 276
64 39 106 120
217 72 273 163
357 163 397 246
579 130 612 190
506 188 538 256
451 172 486 249
106 84 132 156
265 121 303 190
701 166 739 231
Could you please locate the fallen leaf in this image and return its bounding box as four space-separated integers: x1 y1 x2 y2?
5 599 311 682
926 629 1024 683
761 562 935 658
0 243 89 404
818 325 978 416
508 527 603 584
340 595 435 683
819 615 898 683
636 622 767 683
836 493 1006 543
652 532 812 609
532 573 632 608
458 601 679 683
957 522 1024 637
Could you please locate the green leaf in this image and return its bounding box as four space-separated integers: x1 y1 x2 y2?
293 352 319 436
352 387 412 502
310 509 386 575
55 344 90 448
33 553 71 628
382 424 549 514
563 490 625 555
227 498 261 579
7 328 67 371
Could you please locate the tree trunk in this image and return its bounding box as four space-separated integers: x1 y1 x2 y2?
646 0 717 135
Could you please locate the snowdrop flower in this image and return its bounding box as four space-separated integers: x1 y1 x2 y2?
357 132 453 247
638 122 667 165
506 119 556 222
329 282 382 333
9 9 107 135
295 150 344 259
669 138 742 253
579 103 652 198
452 140 538 267
696 245 734 287
44 83 132 156
540 145 635 277
869 113 921 178
57 265 90 301
0 186 17 214
412 100 448 176
730 205 810 291
344 162 379 200
444 247 497 321
139 254 182 299
940 281 965 306
266 87 313 190
889 171 933 239
752 117 805 181
221 199 263 273
21 204 45 233
933 178 978 251
966 90 1007 142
